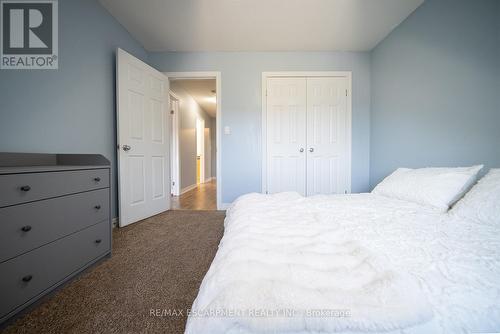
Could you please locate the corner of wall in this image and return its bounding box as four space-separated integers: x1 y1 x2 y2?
96 0 149 63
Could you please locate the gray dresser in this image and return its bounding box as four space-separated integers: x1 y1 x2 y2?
0 153 112 324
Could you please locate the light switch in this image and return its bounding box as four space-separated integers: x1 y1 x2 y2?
224 126 231 135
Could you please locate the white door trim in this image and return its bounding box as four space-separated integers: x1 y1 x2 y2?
261 71 352 195
165 71 222 210
169 91 180 196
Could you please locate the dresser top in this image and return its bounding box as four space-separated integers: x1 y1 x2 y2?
0 153 110 175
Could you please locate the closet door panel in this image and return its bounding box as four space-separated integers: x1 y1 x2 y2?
306 77 348 196
266 78 307 195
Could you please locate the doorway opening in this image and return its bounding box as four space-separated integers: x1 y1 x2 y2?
168 73 220 210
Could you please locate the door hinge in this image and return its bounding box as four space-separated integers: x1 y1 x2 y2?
172 181 175 186
346 89 348 97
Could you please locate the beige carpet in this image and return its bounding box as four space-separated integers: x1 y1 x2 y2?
3 210 226 334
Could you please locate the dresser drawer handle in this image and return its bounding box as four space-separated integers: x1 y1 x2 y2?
94 177 101 182
95 239 102 244
22 275 33 282
94 205 102 210
21 225 32 232
20 185 31 192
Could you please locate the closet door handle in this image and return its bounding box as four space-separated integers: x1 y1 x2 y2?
299 148 304 153
20 185 31 192
309 148 314 153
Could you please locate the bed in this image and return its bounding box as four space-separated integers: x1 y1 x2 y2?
185 168 500 334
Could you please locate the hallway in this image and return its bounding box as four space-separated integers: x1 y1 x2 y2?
171 180 217 210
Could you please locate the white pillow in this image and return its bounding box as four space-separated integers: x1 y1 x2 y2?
372 165 484 212
451 169 500 224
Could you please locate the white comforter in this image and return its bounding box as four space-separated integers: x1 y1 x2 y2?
185 192 500 334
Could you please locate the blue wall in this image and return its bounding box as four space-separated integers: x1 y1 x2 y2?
0 0 148 216
370 0 500 187
2 0 498 211
149 52 372 203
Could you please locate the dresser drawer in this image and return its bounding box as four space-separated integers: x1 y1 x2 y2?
0 189 109 262
0 169 109 208
0 221 110 319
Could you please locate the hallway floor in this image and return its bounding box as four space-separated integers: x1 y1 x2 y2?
171 180 217 210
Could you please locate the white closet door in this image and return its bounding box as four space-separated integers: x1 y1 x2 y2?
117 48 170 227
306 77 349 196
266 78 307 195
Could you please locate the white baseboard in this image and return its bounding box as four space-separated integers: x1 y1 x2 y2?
219 202 232 210
180 183 198 195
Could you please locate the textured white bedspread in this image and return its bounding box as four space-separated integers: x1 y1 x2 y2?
185 193 500 334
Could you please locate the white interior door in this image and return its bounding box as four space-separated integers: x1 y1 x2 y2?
170 95 180 196
306 77 349 195
204 127 212 181
196 118 205 184
117 48 170 227
266 78 307 195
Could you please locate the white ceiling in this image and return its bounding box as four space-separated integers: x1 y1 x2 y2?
99 0 424 52
173 79 217 117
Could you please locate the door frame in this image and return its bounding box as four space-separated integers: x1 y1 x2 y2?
261 71 352 195
165 71 222 210
169 91 180 196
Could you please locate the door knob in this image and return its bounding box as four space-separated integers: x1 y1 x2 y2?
309 148 314 153
122 145 131 152
299 148 304 153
